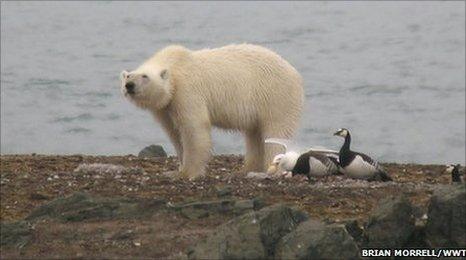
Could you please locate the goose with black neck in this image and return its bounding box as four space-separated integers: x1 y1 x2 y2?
334 128 392 182
446 164 463 183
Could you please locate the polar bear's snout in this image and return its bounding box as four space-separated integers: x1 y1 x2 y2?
125 82 136 94
120 70 148 97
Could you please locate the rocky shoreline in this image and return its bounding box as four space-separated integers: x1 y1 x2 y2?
1 154 464 259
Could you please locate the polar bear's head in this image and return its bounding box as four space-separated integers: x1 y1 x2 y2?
120 65 173 110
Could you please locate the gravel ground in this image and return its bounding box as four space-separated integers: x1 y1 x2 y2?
0 154 456 259
0 154 452 221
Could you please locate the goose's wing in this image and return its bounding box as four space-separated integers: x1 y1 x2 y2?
265 138 339 155
325 152 340 163
352 152 391 181
308 156 329 176
345 154 380 176
307 149 339 164
265 138 311 153
309 151 339 173
308 147 339 154
265 138 304 151
354 152 379 168
264 138 289 150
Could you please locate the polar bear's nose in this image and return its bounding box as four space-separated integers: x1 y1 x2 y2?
125 82 135 94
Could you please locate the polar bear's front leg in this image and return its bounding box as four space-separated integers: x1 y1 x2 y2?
154 110 183 164
179 120 212 180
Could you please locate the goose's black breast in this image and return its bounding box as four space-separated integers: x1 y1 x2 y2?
340 151 375 168
339 151 356 168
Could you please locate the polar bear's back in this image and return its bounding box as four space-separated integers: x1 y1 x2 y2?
193 44 303 93
157 44 304 132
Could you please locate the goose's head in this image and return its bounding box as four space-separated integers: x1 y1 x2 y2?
267 154 285 174
333 128 349 138
445 164 460 173
267 152 300 174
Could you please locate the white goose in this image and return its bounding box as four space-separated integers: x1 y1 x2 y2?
265 138 341 178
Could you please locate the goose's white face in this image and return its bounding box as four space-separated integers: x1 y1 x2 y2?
267 154 285 174
272 154 285 165
334 128 349 138
279 151 300 171
267 152 299 174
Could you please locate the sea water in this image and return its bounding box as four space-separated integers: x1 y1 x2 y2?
1 2 464 164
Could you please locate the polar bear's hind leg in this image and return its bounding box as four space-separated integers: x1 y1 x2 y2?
244 129 265 172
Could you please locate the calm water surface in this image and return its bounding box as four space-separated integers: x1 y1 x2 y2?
1 2 465 164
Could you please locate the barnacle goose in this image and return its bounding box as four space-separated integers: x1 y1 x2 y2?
446 164 462 183
265 138 341 178
333 128 392 182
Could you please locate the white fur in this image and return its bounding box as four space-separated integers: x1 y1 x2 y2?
121 44 303 179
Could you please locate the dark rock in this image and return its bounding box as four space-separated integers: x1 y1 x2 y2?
187 204 308 259
138 145 167 158
29 192 51 201
364 195 415 248
215 185 233 197
253 197 266 210
275 220 361 260
111 229 136 240
405 221 428 247
411 205 427 219
425 184 466 247
342 219 364 245
173 197 265 220
26 192 166 222
0 221 32 248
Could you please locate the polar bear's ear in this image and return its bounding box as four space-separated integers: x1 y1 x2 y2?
120 70 129 81
160 69 169 80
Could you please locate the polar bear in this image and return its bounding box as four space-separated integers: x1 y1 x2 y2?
120 44 303 179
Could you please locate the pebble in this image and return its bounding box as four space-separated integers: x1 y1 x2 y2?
246 172 270 180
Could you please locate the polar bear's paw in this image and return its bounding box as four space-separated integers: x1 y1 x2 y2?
179 169 205 181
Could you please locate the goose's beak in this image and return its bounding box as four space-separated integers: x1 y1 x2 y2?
267 163 279 174
333 131 340 136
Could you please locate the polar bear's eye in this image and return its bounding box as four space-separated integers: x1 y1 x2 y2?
142 74 148 79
